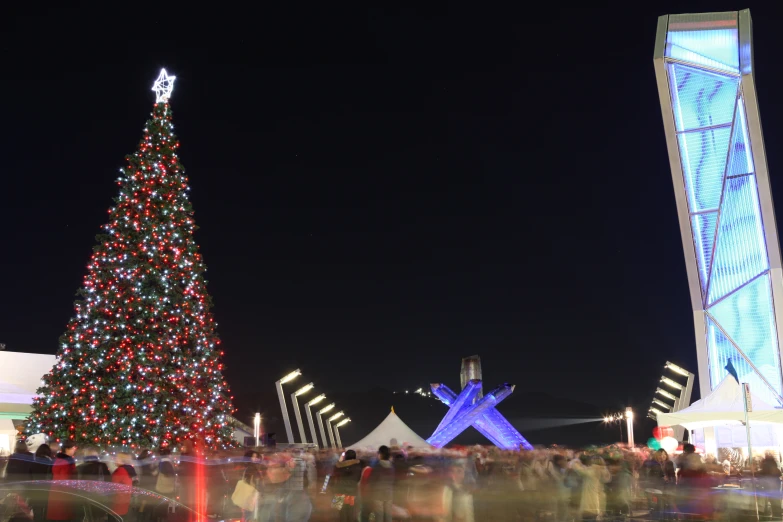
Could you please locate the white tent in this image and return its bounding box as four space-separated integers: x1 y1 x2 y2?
349 408 432 449
657 375 783 430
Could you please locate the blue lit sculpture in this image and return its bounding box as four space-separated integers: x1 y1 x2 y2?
654 10 783 409
428 380 532 450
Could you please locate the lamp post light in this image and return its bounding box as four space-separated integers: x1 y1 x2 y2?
665 361 691 377
334 418 351 449
625 408 634 447
660 376 684 391
291 382 314 444
656 387 679 401
254 413 261 447
327 411 345 448
305 394 326 448
316 403 335 450
275 369 301 444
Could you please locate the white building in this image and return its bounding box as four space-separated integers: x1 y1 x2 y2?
0 351 57 454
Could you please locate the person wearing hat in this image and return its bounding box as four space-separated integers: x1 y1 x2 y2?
46 440 77 521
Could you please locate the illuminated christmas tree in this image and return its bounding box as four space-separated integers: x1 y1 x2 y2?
26 70 235 448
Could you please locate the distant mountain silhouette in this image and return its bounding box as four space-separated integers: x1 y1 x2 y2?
234 386 619 447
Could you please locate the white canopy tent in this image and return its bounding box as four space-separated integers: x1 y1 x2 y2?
349 408 432 450
657 375 783 430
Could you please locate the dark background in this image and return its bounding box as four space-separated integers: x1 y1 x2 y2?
2 2 780 446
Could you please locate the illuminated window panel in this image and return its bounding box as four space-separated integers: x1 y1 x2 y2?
708 174 768 304
707 317 780 406
678 127 731 212
707 316 745 388
727 101 754 177
668 64 738 133
708 274 781 391
692 211 718 294
666 29 739 73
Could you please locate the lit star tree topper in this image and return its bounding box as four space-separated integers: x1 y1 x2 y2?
152 69 176 103
26 69 236 449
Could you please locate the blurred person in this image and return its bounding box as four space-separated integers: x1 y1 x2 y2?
135 450 157 491
605 457 632 518
643 449 675 520
443 462 474 522
76 446 110 522
5 440 35 484
548 455 570 522
705 455 723 477
76 447 109 481
675 444 711 518
154 447 176 496
30 445 53 481
364 445 394 522
405 464 448 521
177 439 199 510
135 450 157 522
259 453 289 522
759 452 782 519
110 453 137 518
280 449 314 522
331 450 362 522
29 445 54 522
518 451 542 522
234 451 262 522
571 454 610 522
205 448 229 519
46 440 77 522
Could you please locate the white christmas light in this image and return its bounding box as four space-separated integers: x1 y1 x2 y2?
152 69 176 103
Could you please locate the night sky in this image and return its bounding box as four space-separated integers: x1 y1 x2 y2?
3 3 783 441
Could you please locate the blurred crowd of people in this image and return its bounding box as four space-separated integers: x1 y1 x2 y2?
2 438 783 522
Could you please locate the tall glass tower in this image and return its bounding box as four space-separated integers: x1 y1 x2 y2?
654 10 783 410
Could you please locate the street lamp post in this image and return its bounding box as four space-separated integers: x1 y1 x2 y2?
327 411 344 448
275 369 301 444
658 362 696 442
316 403 335 449
254 413 261 447
305 394 326 448
291 383 314 444
334 418 351 449
626 408 634 447
603 413 624 443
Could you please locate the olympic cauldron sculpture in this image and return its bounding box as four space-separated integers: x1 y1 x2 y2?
427 355 533 450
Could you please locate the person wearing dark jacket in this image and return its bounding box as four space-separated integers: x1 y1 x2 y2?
76 446 110 522
759 453 782 519
28 445 53 522
332 450 363 522
5 441 34 484
76 447 110 482
366 446 395 522
30 446 53 481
